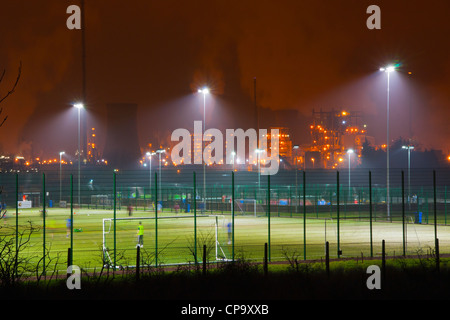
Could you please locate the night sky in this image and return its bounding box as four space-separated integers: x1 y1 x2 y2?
1 0 449 159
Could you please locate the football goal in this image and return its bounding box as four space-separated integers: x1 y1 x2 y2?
233 199 266 217
102 214 231 267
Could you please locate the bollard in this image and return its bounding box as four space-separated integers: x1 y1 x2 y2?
325 241 330 277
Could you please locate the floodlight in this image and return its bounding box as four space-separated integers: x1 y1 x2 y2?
386 66 395 72
198 87 209 94
380 65 395 73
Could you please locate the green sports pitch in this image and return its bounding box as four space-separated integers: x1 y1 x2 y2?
1 206 449 273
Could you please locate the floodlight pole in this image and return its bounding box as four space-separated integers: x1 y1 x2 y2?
78 106 81 207
74 103 84 208
384 69 391 221
256 149 264 190
293 145 299 207
380 65 395 220
197 87 209 211
156 149 165 208
59 151 64 203
402 145 414 209
347 149 353 203
147 152 156 201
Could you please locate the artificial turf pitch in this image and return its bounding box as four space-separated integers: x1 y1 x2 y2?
1 207 449 274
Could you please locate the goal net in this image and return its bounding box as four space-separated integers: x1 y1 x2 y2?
233 199 266 217
102 215 231 267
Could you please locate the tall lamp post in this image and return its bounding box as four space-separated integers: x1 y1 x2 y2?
255 149 264 190
347 149 354 203
231 151 236 171
146 152 156 201
293 145 300 205
59 151 65 203
380 65 396 220
402 145 414 209
74 103 84 207
293 145 299 205
198 87 209 209
156 149 165 208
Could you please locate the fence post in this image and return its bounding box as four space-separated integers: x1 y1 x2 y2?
42 172 46 276
325 241 329 278
136 245 140 281
194 172 197 264
382 239 386 283
303 171 306 260
70 174 74 265
435 238 440 274
337 171 341 258
155 172 158 267
434 170 437 243
232 171 235 262
264 242 268 276
267 174 271 262
402 171 406 256
445 186 447 225
202 244 207 276
15 173 18 256
67 246 72 269
113 172 116 269
67 248 72 279
369 171 373 258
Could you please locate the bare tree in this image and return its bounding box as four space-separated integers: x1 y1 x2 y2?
0 221 40 286
0 61 22 128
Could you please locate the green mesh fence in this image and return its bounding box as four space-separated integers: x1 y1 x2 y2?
0 167 449 275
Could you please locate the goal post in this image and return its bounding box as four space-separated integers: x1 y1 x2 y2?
233 199 266 217
102 214 231 267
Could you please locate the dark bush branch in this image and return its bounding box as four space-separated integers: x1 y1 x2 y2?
0 61 22 105
0 61 22 128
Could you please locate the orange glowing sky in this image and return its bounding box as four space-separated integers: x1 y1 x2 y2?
0 0 450 159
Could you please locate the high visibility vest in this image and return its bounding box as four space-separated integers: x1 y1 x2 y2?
138 225 144 235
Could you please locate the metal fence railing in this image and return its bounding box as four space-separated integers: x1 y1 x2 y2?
0 166 449 276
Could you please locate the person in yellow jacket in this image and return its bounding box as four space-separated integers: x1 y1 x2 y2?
137 221 144 248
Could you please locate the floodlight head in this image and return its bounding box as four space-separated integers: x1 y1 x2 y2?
198 87 209 94
347 149 354 154
74 103 84 109
380 65 395 73
60 151 65 155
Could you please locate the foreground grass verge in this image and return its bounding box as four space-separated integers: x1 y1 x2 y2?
1 256 449 300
